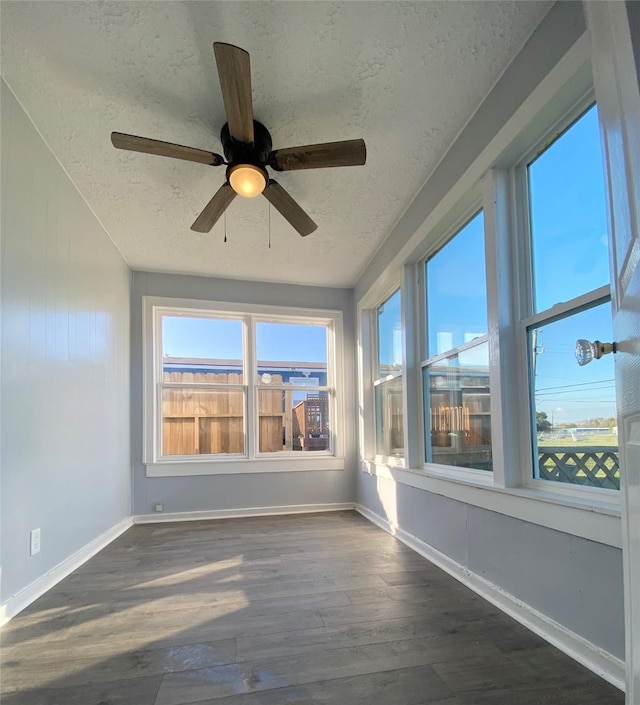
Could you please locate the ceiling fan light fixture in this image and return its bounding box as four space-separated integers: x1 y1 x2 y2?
228 163 267 198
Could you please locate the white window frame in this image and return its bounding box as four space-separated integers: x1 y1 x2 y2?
372 288 405 465
418 206 494 481
357 281 406 468
519 288 615 500
511 94 619 501
253 314 336 459
143 296 345 476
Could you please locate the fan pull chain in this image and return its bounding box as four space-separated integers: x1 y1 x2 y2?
268 201 271 249
223 191 228 243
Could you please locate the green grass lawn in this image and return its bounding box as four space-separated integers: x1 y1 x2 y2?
537 432 618 447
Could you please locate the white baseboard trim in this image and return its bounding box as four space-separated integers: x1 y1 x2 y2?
355 503 625 692
133 502 356 524
0 517 133 627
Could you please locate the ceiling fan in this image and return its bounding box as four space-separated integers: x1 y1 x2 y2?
111 42 367 237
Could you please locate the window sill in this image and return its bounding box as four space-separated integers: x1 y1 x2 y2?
374 455 406 469
146 456 346 477
361 460 622 548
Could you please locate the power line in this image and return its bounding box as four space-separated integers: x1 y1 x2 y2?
536 379 614 392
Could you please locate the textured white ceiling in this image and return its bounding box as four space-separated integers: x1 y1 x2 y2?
1 1 551 287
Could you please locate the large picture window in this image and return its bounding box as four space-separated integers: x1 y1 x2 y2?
422 211 492 472
523 105 618 491
147 301 342 467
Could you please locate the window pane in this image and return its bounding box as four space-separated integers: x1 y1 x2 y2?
375 376 404 457
528 106 609 313
377 290 402 377
258 389 330 453
256 322 327 386
424 342 492 471
529 300 619 489
162 387 245 456
426 212 487 357
162 315 243 370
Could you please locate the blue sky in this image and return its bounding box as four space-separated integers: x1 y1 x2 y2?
529 106 610 313
162 317 327 363
377 289 402 371
426 211 486 357
532 300 615 425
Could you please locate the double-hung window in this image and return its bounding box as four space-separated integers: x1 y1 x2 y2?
520 104 618 491
160 313 246 457
255 320 333 454
373 289 404 459
421 211 492 472
147 300 342 468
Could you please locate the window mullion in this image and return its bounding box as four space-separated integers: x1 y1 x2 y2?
245 315 256 460
402 264 421 468
483 168 517 487
357 306 375 462
511 163 537 489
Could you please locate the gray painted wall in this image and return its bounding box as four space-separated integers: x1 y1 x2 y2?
131 271 356 516
358 472 625 659
1 80 131 604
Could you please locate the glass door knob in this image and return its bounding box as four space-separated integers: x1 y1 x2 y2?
575 339 616 366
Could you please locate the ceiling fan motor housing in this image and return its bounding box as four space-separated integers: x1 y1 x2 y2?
220 120 272 167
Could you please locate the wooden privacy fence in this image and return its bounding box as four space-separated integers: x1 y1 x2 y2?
538 446 620 489
429 404 491 449
162 372 329 455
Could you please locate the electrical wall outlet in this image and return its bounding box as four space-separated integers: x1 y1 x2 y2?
155 502 164 512
30 528 41 556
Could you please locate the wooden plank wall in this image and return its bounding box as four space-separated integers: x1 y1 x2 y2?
162 372 285 455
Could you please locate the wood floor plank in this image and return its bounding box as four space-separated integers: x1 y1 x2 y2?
431 647 600 694
451 679 624 705
155 634 490 705
2 639 237 692
235 608 501 662
0 674 163 705
176 664 454 705
0 511 624 705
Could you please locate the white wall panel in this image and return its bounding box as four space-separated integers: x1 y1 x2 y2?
1 80 131 606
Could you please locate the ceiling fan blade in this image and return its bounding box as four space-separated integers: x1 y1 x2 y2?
264 181 317 237
191 183 236 233
111 132 224 166
213 42 254 144
269 139 366 171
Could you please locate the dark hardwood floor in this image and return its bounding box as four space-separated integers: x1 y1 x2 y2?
1 511 624 704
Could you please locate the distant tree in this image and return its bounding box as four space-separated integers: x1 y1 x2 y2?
536 411 552 432
578 416 617 429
